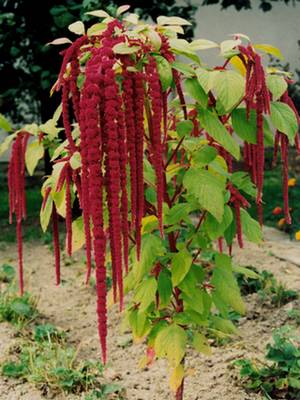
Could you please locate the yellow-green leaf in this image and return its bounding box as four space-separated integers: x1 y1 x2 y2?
113 42 140 54
85 10 110 18
266 74 288 101
154 324 187 367
213 70 245 112
72 217 86 252
193 332 212 356
190 39 218 51
47 37 72 46
270 101 298 142
254 43 283 60
0 114 12 131
25 140 44 176
70 151 81 170
133 277 158 311
169 364 185 392
157 16 191 26
40 193 53 232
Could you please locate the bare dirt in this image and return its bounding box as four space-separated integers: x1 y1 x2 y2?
0 227 299 400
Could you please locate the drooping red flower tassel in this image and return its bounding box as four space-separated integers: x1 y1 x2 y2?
65 164 73 256
280 133 291 224
146 57 164 236
8 132 29 295
52 204 61 285
133 72 145 259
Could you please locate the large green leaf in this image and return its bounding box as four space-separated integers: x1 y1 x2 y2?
171 249 193 286
240 209 262 244
183 168 225 222
176 120 194 138
198 108 240 159
266 75 288 101
132 234 166 282
270 101 298 141
128 309 150 339
231 108 257 144
211 253 245 315
184 78 208 108
133 277 158 311
25 140 44 176
40 192 53 233
158 270 173 308
203 205 233 240
196 68 220 94
213 70 245 112
154 323 187 367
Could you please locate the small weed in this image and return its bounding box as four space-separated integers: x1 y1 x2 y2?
287 308 300 325
84 384 125 399
33 323 66 343
235 326 300 399
236 267 298 306
1 337 106 395
0 264 15 283
0 288 38 328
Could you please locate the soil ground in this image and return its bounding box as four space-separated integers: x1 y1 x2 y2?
0 226 299 400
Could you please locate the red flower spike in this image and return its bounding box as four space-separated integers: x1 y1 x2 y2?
65 165 73 257
52 204 61 285
146 57 164 236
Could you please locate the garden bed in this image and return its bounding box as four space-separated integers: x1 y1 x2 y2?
0 230 299 400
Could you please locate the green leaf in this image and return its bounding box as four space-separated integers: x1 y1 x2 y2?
158 270 173 308
0 114 12 131
214 70 245 112
204 205 233 240
184 78 208 108
165 203 191 225
69 151 81 170
40 192 53 232
154 324 187 367
113 42 140 54
85 10 110 18
198 108 240 159
71 217 85 252
211 315 238 335
190 39 218 51
196 68 220 94
128 309 150 339
10 299 31 317
171 61 195 77
231 108 257 144
134 277 158 311
220 39 241 57
154 55 173 92
266 75 288 101
183 168 225 222
270 101 298 141
171 249 193 286
231 172 257 197
193 332 212 355
157 16 191 26
132 235 166 282
193 145 218 166
232 265 260 279
211 253 245 315
176 120 194 138
25 140 44 176
254 43 283 60
0 133 16 156
240 209 262 244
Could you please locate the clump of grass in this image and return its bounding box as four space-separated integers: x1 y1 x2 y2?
236 266 298 307
0 264 15 283
287 307 300 326
235 326 300 399
0 288 38 328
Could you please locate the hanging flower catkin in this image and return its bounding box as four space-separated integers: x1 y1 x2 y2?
8 131 30 295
